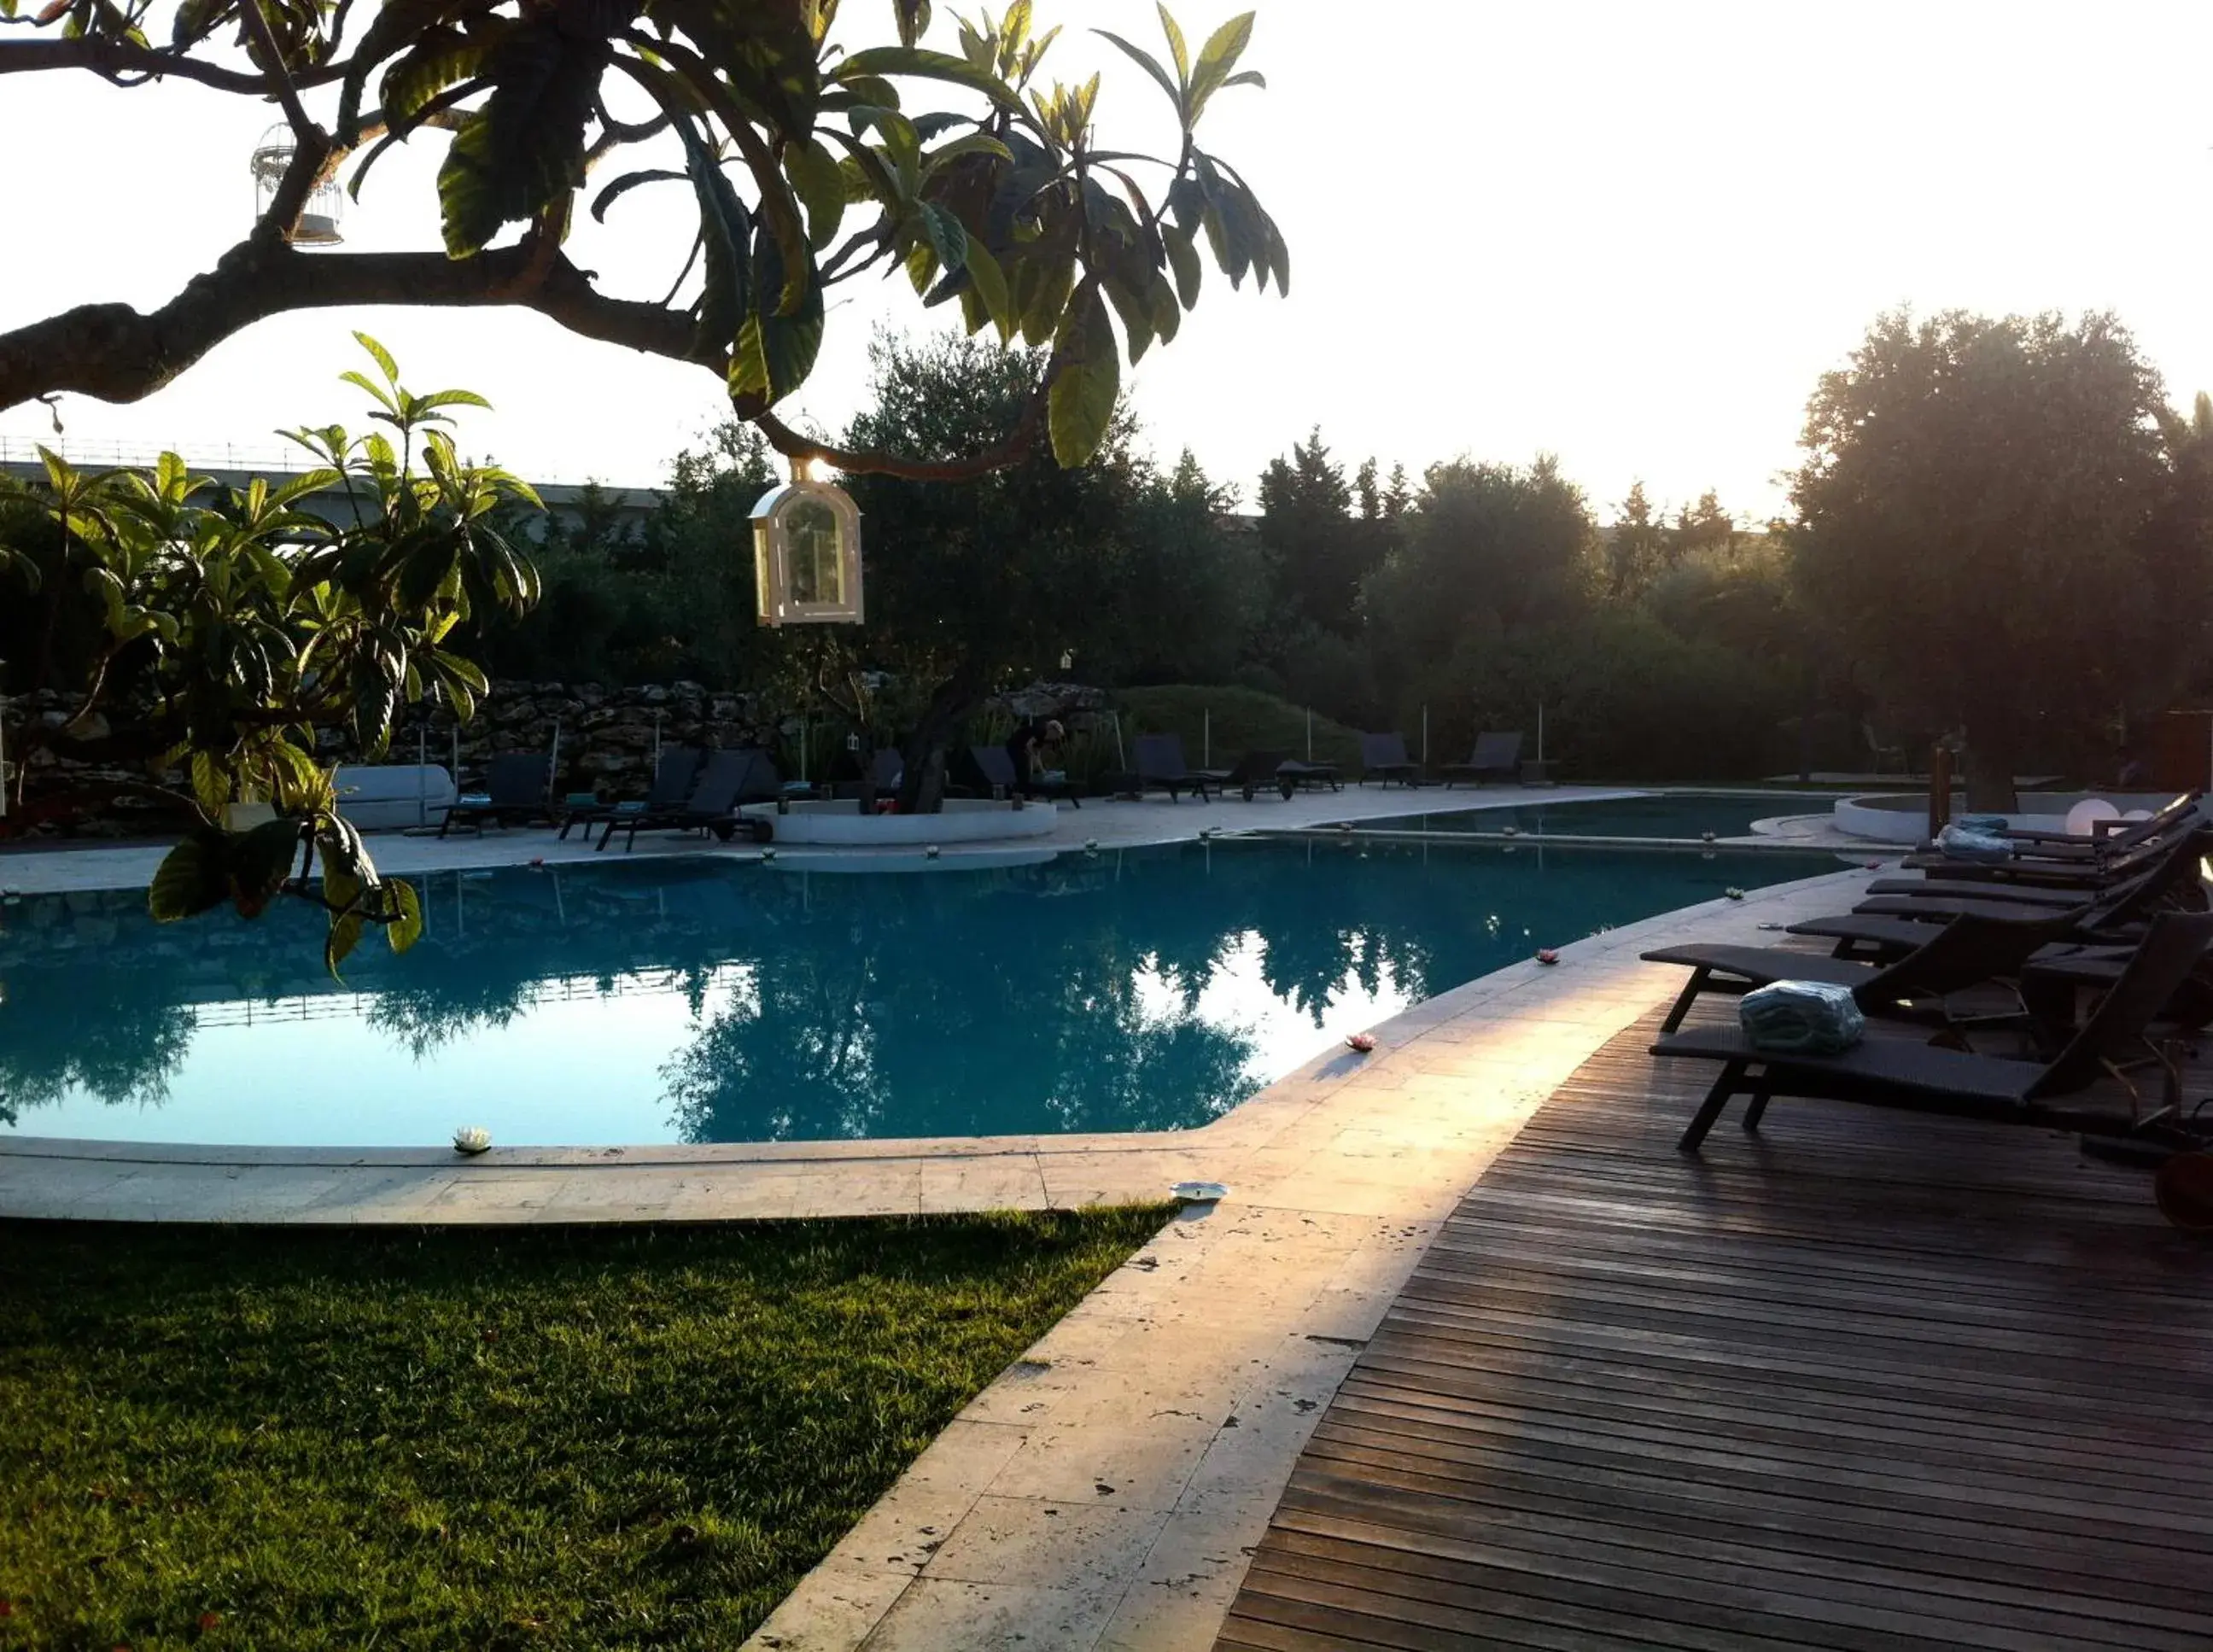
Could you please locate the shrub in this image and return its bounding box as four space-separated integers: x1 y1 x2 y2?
1436 610 1796 782
1115 685 1367 770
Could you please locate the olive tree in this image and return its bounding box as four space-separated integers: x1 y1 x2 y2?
0 0 1285 476
1790 309 2212 809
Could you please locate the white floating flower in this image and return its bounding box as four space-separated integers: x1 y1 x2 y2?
453 1126 492 1155
1725 886 1746 901
925 844 941 858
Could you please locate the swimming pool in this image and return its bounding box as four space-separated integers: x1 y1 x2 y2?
1362 791 1833 841
0 841 1835 1147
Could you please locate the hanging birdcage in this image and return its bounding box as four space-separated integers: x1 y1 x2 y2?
249 125 343 246
751 478 864 626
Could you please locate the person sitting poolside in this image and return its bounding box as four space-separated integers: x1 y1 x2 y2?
1005 717 1065 797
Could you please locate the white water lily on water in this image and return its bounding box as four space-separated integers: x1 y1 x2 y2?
453 1126 492 1155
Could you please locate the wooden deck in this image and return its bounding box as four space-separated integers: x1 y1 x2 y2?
1217 1008 2213 1651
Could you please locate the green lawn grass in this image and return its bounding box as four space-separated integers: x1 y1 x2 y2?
0 1209 1169 1651
1113 685 1369 773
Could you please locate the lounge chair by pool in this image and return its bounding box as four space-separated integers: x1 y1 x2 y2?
1643 909 2075 1035
561 747 704 841
598 748 777 851
1654 910 2213 1152
1358 732 1421 787
1439 731 1524 787
1133 734 1213 802
1207 750 1297 801
964 745 1083 806
439 753 556 837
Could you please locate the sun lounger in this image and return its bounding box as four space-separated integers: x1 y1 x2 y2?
1793 828 2211 956
1860 874 2118 904
1902 796 2203 876
1999 791 2200 853
1358 732 1422 787
1208 750 1299 801
1439 731 1524 787
560 747 704 840
964 744 1082 806
1133 734 1213 802
598 748 776 850
832 748 907 802
1644 911 2076 1034
439 752 556 837
1654 909 2213 1152
1277 757 1341 793
1915 791 2200 862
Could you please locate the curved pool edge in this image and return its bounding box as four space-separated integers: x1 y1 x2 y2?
0 863 1879 1224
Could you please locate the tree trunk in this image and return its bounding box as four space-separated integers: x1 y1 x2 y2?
1963 723 2019 814
897 669 988 814
855 729 877 815
1797 665 1817 784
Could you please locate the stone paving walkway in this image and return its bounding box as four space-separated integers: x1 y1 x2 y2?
0 784 1646 898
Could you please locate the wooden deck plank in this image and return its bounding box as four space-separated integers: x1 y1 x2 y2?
1214 1007 2213 1649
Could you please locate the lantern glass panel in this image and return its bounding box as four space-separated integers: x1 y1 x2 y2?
785 499 844 605
752 522 776 621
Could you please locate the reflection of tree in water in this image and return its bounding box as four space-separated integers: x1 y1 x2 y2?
366 972 536 1058
353 867 762 1057
659 871 1263 1141
1 840 1811 1141
0 891 198 1121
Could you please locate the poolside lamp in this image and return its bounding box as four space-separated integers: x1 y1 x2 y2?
750 479 863 627
249 126 344 245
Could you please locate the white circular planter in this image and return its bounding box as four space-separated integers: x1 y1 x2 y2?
741 797 1062 846
1833 790 2175 844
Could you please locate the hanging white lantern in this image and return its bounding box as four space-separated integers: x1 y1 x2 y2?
751 479 863 626
249 125 344 245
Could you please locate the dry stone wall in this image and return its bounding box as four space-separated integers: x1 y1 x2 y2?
4 676 1108 835
391 680 773 795
4 680 774 835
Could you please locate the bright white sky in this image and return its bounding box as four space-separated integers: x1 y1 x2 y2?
3 0 2210 521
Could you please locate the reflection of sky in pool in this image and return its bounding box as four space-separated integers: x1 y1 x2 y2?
0 840 1835 1147
1364 791 1836 841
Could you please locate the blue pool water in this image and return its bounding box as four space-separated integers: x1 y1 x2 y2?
1363 791 1832 841
0 840 1836 1147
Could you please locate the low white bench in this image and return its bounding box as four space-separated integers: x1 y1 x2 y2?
333 764 457 831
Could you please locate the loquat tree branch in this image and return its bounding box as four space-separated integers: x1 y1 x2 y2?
0 35 353 94
0 239 716 412
235 0 318 142
744 305 1082 484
